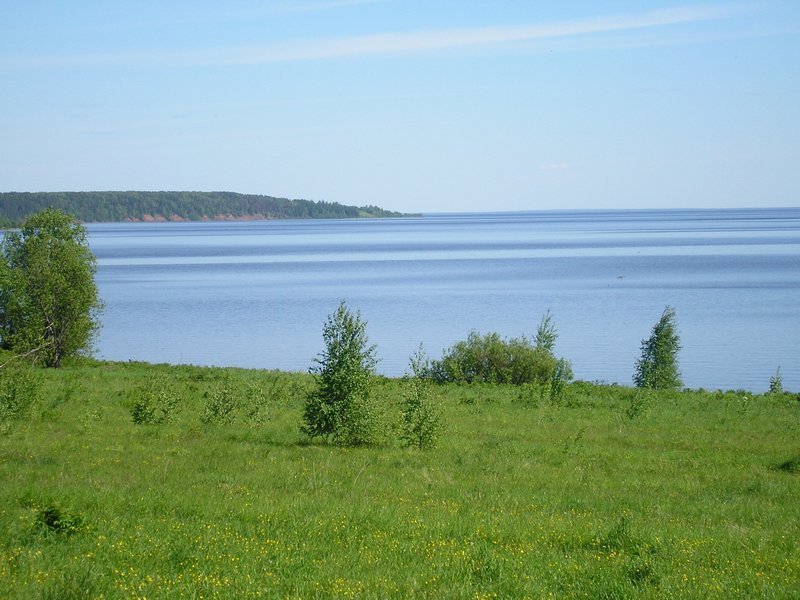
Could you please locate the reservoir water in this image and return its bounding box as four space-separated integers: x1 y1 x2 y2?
89 208 800 392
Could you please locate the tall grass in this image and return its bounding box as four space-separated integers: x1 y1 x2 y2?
0 359 798 598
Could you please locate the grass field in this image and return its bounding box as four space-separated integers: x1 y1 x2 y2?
1 359 798 598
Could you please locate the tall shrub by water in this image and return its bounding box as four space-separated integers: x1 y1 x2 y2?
429 312 572 388
634 306 682 390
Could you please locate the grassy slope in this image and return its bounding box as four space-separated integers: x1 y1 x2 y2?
0 360 798 599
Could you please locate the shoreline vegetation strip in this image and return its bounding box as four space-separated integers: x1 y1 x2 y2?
1 356 798 597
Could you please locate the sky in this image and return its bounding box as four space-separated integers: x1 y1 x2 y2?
1 1 798 213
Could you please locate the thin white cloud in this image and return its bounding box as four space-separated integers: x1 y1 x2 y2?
0 4 748 69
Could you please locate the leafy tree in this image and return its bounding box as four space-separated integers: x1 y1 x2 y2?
302 301 381 446
0 208 102 367
634 306 682 390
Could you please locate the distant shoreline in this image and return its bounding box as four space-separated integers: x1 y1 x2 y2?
0 190 412 227
118 212 421 223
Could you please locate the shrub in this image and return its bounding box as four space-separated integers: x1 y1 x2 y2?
35 503 88 536
429 313 572 388
242 383 270 425
302 301 382 446
633 306 682 390
0 364 42 433
400 346 442 450
516 358 573 407
131 376 180 425
430 331 552 385
197 376 273 426
625 389 651 420
548 358 571 404
200 375 239 425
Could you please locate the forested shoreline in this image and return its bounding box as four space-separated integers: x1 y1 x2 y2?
0 191 407 226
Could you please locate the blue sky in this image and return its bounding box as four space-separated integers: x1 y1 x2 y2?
1 1 798 213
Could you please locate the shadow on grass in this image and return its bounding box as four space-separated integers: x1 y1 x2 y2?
775 456 800 474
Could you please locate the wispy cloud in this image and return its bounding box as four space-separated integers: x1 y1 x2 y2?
0 4 748 69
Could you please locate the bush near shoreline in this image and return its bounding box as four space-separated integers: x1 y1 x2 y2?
0 356 798 598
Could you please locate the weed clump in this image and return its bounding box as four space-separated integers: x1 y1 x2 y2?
242 383 270 425
0 364 42 433
131 375 179 424
777 457 800 474
35 503 88 536
197 374 272 426
625 389 652 420
200 376 238 424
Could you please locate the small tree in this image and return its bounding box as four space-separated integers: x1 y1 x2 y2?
534 310 558 353
769 367 783 394
0 208 102 367
401 345 442 450
302 301 380 446
634 306 682 390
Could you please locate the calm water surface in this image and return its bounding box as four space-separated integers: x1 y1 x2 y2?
89 208 800 392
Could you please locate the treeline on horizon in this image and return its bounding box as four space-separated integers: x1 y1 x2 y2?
0 191 406 226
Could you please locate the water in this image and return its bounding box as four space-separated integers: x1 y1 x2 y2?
89 208 800 392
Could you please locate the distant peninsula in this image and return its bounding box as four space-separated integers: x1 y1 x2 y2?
0 191 411 227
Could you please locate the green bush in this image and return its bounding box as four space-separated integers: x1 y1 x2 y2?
35 503 88 536
429 331 554 385
429 313 572 388
302 301 382 446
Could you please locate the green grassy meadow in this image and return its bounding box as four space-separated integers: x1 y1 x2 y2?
1 359 798 598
